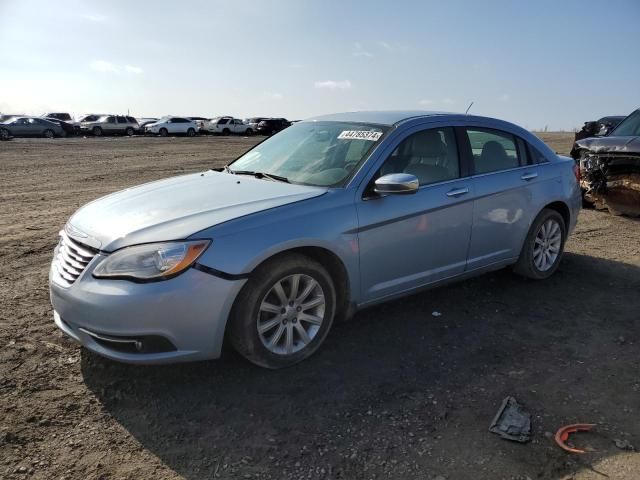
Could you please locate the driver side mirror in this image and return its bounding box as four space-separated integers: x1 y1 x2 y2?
374 173 419 195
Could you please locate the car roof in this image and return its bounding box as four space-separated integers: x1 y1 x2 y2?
306 110 456 126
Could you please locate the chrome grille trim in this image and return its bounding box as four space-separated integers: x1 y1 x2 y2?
51 230 98 287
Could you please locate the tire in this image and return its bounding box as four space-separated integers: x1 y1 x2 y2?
187 128 196 137
245 128 254 136
0 128 9 140
92 126 103 137
159 128 168 137
222 128 230 136
513 209 566 280
43 129 54 139
125 127 134 136
228 253 337 369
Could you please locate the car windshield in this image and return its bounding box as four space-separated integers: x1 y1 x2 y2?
609 110 640 137
230 121 388 187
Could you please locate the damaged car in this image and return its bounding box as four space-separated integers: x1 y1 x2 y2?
572 108 640 216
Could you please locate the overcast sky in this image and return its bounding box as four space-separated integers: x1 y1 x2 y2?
1 0 638 130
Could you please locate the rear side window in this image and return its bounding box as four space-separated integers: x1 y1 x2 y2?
116 116 127 123
466 129 520 174
528 143 549 163
218 118 229 125
379 127 460 186
126 116 137 123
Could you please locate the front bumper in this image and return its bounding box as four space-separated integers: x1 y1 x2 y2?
49 257 246 364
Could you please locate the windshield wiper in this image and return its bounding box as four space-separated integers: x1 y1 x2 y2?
229 170 290 183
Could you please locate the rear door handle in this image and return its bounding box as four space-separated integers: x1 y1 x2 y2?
446 187 469 197
521 172 538 181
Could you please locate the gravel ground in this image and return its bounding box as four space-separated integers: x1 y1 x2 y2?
1 134 639 480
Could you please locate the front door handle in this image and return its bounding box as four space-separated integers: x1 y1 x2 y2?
521 172 538 181
446 187 469 197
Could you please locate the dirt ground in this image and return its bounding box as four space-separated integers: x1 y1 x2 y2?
1 133 639 480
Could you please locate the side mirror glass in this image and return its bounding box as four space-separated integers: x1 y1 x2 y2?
374 173 419 195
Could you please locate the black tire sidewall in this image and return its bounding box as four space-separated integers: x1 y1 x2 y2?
229 255 336 368
517 209 567 280
160 128 168 137
126 127 134 136
44 129 54 138
187 128 195 137
93 127 102 136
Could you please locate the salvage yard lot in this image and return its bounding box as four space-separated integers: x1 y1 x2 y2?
1 134 639 479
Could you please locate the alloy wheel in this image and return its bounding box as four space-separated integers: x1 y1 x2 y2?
533 218 562 272
257 274 325 355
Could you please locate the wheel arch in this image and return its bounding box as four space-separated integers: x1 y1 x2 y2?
248 246 352 322
542 200 570 229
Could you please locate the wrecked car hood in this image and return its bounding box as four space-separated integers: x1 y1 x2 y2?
67 171 326 251
575 136 640 154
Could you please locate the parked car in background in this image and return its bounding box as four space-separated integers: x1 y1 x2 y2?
144 117 198 136
256 118 291 135
187 117 208 132
245 117 269 133
204 116 253 135
574 115 626 141
571 108 640 216
41 112 73 123
0 116 64 139
43 117 76 137
136 118 158 133
49 111 580 368
80 115 139 136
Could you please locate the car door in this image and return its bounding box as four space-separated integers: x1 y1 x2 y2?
12 118 31 135
103 116 117 133
116 116 128 132
462 127 539 269
357 126 474 303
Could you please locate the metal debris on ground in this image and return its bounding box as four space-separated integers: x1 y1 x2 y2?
613 438 635 451
554 423 596 454
489 396 532 443
431 311 442 317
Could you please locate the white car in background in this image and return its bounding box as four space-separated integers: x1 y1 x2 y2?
204 116 253 135
144 117 198 137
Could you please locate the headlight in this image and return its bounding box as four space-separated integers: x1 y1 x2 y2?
93 240 210 281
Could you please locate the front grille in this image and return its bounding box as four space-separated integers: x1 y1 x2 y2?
52 230 97 287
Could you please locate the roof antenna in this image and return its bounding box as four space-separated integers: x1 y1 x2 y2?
465 101 474 115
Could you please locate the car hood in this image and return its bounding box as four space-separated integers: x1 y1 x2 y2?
575 135 640 154
67 171 327 251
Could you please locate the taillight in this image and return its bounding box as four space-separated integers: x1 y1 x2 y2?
573 163 581 182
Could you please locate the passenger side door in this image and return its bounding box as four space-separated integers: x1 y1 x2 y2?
462 128 539 269
357 126 474 303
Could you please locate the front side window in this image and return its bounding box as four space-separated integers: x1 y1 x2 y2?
378 127 460 186
230 121 388 187
466 129 520 174
106 116 115 123
116 116 127 123
610 110 640 137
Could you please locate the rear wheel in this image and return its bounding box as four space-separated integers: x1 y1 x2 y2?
222 128 230 136
245 128 254 136
159 128 168 137
43 129 54 139
513 209 566 280
125 127 134 136
92 126 103 136
0 128 9 140
187 128 196 137
229 253 336 369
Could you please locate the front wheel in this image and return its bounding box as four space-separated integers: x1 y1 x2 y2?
187 128 196 137
222 128 230 136
513 209 566 280
92 126 103 136
228 253 336 369
245 128 254 136
125 127 134 136
0 128 9 140
159 128 168 137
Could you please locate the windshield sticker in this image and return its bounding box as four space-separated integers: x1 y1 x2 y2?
338 130 383 141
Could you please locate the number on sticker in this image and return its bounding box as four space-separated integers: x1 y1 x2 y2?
337 130 383 141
